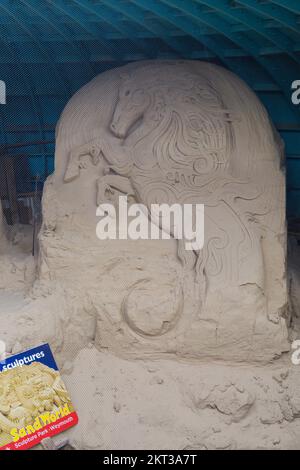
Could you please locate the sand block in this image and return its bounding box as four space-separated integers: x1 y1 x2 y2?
39 61 288 362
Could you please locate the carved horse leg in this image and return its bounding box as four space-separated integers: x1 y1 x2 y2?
64 133 132 185
96 175 135 205
64 139 102 183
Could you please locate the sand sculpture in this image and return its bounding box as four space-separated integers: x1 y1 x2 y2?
36 60 288 362
0 60 299 450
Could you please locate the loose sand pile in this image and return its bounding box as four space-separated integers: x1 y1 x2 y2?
0 234 299 450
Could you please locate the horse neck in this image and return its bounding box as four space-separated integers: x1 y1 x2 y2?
125 104 169 149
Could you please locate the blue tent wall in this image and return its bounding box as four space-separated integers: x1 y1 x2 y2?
0 1 299 217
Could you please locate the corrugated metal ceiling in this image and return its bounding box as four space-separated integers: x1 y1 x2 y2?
0 0 299 215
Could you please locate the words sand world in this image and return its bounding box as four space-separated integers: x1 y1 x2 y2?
96 196 204 251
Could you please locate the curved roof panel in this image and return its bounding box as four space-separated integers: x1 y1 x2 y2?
0 0 299 214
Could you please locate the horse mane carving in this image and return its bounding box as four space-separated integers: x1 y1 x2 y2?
60 61 286 341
